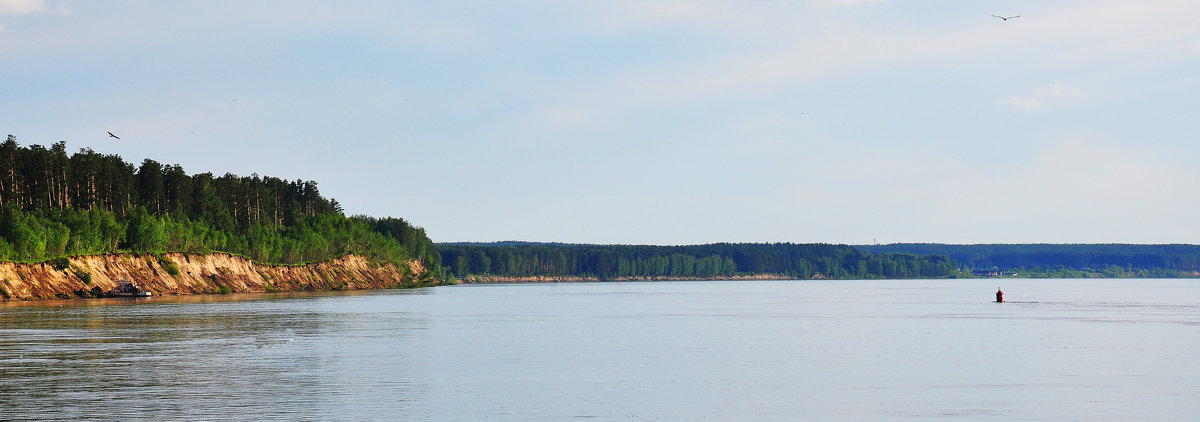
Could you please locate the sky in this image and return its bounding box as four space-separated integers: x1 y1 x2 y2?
3 0 1199 245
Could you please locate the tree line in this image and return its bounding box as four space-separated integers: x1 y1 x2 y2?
0 135 441 276
438 242 960 280
857 243 1200 275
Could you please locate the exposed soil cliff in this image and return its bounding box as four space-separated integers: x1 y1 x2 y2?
0 253 427 301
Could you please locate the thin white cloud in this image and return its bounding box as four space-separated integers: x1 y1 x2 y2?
1179 39 1200 53
0 0 65 16
812 0 888 8
996 85 1082 110
581 0 807 41
2 2 472 57
509 1 1200 135
0 0 47 15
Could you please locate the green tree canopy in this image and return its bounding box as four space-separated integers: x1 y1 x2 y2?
0 135 442 278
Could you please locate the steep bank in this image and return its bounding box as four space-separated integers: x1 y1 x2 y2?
0 253 428 301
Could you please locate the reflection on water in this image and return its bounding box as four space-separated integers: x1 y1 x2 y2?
1 290 432 421
2 280 1199 421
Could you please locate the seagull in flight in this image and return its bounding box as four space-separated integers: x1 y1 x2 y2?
992 14 1020 21
107 131 120 140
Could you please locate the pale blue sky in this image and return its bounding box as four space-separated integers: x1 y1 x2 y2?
3 0 1199 244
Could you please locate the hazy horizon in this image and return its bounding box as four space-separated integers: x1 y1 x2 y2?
4 1 1198 245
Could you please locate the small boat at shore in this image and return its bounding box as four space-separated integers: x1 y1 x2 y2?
107 280 152 297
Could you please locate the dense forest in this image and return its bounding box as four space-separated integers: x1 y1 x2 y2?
857 244 1200 277
0 135 441 276
438 242 960 280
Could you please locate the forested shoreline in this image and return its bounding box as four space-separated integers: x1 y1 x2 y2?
0 136 442 280
8 135 1197 288
439 242 960 280
442 242 1200 281
857 243 1200 278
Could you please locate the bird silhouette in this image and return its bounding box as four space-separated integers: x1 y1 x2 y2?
107 131 120 140
992 14 1020 21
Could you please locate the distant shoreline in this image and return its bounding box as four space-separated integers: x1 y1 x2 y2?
443 242 1200 282
459 273 800 283
457 271 1200 284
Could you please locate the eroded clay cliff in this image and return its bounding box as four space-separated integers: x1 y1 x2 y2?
0 253 427 300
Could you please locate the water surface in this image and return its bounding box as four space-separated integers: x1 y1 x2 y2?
2 279 1198 421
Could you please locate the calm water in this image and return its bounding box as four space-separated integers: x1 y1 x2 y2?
2 279 1198 421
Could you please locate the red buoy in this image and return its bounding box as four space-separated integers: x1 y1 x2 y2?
995 288 1004 303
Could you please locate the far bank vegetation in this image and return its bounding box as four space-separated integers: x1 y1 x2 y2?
439 242 959 281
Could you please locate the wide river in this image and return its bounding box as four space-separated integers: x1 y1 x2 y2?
2 279 1198 421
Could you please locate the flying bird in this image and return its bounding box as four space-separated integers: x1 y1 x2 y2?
992 14 1020 21
107 131 120 140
